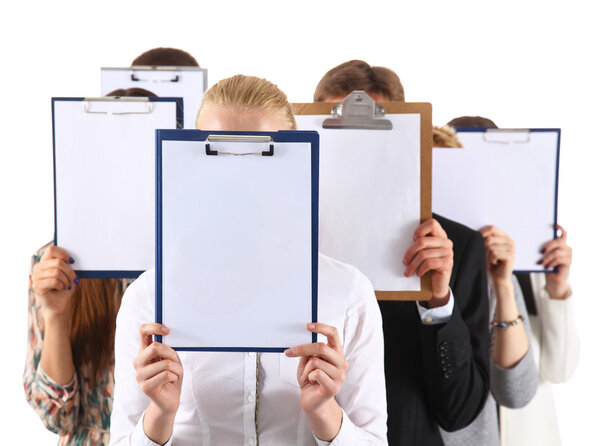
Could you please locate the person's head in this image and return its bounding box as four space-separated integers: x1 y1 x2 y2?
314 60 405 103
106 87 157 97
446 116 498 129
196 75 296 131
131 47 199 67
433 125 463 148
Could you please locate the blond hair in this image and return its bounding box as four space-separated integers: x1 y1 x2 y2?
197 75 296 130
433 125 463 148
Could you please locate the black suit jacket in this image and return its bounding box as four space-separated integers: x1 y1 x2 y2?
378 214 490 446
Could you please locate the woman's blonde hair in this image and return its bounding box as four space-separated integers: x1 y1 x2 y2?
433 125 463 148
196 75 297 130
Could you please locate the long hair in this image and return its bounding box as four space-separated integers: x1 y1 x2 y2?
69 278 121 383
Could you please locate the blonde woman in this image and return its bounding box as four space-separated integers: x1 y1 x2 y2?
109 75 387 446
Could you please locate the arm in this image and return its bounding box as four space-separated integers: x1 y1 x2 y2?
23 244 80 436
536 225 580 382
489 275 538 408
285 274 387 444
415 222 490 431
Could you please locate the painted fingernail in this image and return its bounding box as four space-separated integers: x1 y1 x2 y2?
74 277 79 285
537 259 543 265
284 348 292 356
68 284 72 290
69 257 75 264
162 326 169 334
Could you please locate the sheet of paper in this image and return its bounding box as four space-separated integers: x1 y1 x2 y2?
159 138 315 350
53 99 179 275
433 130 559 271
295 114 421 292
101 67 206 129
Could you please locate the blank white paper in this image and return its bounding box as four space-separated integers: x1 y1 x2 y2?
295 114 422 292
433 130 559 271
160 139 314 349
101 67 206 129
53 99 179 274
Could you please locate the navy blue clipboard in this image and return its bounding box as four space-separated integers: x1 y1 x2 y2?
155 130 319 351
454 127 561 274
52 97 183 279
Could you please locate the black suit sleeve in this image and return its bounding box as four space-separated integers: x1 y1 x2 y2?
417 228 490 431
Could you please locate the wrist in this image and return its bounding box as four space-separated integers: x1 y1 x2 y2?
144 403 176 445
43 310 71 327
305 398 342 442
492 279 515 301
427 289 450 309
546 285 571 300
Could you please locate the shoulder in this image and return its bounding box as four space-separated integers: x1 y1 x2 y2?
118 269 155 325
433 213 484 260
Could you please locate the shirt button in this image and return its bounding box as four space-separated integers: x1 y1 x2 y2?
249 439 256 445
425 316 433 325
247 394 255 403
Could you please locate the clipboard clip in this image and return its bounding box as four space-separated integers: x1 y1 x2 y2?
83 97 154 115
205 135 274 156
130 66 180 83
483 129 531 144
323 90 393 130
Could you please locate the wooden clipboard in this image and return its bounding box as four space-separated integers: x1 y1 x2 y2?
293 100 432 301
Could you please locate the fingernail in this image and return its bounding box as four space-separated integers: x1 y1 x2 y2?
162 327 169 334
74 277 79 285
284 348 292 356
69 257 75 264
68 284 72 290
537 259 543 265
307 323 315 329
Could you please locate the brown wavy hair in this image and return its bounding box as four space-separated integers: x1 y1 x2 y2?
69 279 122 383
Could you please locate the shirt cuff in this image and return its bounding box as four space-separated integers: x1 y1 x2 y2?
131 411 173 446
416 289 455 325
35 365 78 403
313 408 358 446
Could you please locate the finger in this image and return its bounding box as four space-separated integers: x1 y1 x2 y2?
307 369 338 397
33 277 68 293
482 235 513 249
139 370 180 396
544 256 571 270
555 224 567 240
541 237 566 254
134 341 179 368
540 252 571 268
414 218 448 240
403 237 452 266
285 342 346 369
479 225 502 238
405 248 452 277
42 245 74 264
416 257 452 278
136 359 183 383
306 323 342 352
139 323 170 349
300 356 343 384
34 259 77 286
33 268 72 291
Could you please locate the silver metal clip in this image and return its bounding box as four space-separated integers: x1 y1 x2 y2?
323 91 392 130
83 97 153 115
205 134 274 156
129 66 181 83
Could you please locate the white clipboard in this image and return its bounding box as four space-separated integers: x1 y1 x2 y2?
155 130 319 351
101 66 207 129
52 97 182 277
433 128 560 272
293 94 432 301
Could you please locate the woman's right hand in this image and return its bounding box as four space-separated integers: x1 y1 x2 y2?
31 245 78 318
479 225 515 286
135 323 183 416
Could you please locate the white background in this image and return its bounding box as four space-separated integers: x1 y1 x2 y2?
0 0 597 443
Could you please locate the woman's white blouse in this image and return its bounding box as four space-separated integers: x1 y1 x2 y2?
109 254 387 446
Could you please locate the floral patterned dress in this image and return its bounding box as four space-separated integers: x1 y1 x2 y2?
23 244 130 446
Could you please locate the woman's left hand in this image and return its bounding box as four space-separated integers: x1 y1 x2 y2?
540 224 572 299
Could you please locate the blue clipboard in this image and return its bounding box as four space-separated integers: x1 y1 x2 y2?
446 127 561 274
155 130 319 351
52 96 183 278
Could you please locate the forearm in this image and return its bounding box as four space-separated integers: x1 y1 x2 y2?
40 312 75 385
306 399 343 442
492 280 529 369
142 402 176 445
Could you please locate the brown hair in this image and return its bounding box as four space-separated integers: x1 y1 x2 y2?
132 47 199 67
197 74 297 130
69 279 122 383
433 125 463 148
106 87 157 97
314 60 405 102
446 116 498 129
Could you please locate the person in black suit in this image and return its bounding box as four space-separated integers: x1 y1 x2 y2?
314 60 490 445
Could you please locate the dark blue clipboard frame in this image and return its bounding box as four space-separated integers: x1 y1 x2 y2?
454 127 561 274
52 96 183 279
155 129 319 351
